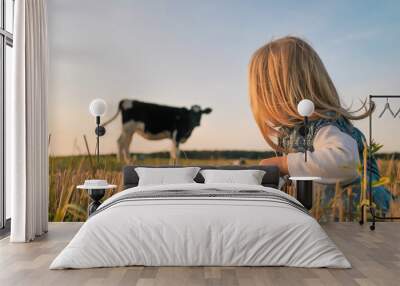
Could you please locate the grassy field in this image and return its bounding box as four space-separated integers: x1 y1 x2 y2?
49 154 400 222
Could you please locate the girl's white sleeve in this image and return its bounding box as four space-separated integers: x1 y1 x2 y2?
287 125 360 184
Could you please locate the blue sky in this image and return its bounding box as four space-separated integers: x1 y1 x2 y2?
48 0 400 155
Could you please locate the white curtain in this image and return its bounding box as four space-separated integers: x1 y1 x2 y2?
9 0 49 242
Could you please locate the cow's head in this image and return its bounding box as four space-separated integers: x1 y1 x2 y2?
189 105 212 127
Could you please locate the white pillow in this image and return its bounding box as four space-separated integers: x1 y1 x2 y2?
135 167 200 186
200 169 266 185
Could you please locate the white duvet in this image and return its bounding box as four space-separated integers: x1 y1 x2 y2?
50 183 351 269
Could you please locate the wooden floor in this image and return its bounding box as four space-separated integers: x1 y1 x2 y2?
0 223 399 286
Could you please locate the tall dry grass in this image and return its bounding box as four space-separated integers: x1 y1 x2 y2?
49 155 253 221
49 155 123 221
49 154 399 222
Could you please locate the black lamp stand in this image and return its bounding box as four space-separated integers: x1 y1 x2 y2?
94 115 106 166
296 180 313 210
293 115 314 210
87 189 106 216
304 116 308 162
86 116 107 216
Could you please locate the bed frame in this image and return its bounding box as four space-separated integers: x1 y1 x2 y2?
122 165 280 189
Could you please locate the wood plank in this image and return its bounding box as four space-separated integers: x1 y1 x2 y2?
0 222 399 286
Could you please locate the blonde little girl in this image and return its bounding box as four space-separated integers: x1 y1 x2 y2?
248 36 391 212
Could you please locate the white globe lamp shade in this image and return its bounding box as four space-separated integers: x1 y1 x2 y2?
89 99 107 117
297 99 315 117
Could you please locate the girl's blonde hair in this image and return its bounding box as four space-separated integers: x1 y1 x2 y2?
248 36 372 151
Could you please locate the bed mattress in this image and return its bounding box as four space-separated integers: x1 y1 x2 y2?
50 183 351 269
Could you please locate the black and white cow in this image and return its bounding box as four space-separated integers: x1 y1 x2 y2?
102 99 212 162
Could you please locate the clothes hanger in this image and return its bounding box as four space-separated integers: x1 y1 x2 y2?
394 107 400 118
378 98 395 118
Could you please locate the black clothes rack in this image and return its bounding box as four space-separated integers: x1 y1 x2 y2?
359 95 400 230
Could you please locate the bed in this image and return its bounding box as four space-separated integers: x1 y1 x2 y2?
50 165 350 269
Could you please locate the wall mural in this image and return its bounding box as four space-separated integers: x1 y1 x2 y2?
47 0 400 222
